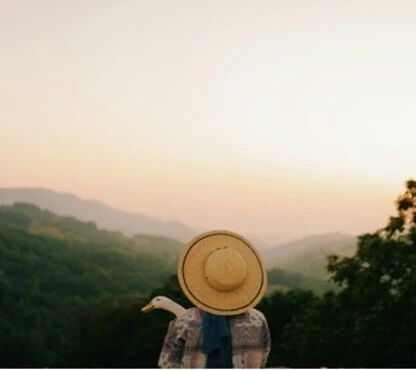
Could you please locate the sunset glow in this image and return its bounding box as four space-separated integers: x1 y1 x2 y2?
1 0 415 243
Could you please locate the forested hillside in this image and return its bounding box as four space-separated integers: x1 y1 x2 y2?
3 180 416 368
0 203 176 367
267 268 334 295
57 179 416 368
0 187 197 241
264 232 357 279
0 202 334 367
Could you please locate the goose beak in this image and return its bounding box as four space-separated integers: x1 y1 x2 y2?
141 303 155 313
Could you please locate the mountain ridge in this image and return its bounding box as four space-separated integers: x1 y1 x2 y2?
0 187 358 280
0 201 333 294
0 187 197 242
264 232 358 279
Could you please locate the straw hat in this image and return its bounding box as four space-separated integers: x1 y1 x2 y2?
177 230 267 316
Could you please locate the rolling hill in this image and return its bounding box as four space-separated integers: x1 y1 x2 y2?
0 202 342 367
0 202 334 293
263 232 358 279
0 187 197 242
0 201 184 265
0 202 182 367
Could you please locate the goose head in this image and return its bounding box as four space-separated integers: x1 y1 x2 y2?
141 296 186 318
141 296 171 313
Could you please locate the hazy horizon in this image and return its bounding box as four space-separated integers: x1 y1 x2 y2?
2 0 415 244
0 185 361 246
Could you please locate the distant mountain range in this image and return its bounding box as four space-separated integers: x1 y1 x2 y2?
0 202 334 294
263 232 357 279
0 187 358 280
0 188 197 242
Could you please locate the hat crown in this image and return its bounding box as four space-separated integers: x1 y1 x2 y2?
204 247 247 292
178 230 267 316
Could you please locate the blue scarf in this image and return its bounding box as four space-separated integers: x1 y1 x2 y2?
201 312 233 368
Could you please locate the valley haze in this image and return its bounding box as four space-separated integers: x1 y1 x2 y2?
0 187 356 251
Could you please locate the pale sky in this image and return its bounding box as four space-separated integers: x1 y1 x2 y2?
1 0 415 244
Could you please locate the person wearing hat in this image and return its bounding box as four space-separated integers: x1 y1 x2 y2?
158 230 271 368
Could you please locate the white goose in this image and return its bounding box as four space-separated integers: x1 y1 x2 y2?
141 296 187 318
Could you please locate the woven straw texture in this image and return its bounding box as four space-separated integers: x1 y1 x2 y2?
178 230 267 316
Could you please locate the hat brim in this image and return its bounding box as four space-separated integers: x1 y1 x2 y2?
178 230 267 316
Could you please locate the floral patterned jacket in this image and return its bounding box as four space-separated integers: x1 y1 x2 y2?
158 307 271 368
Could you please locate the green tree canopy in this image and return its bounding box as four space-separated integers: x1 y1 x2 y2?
324 179 416 367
